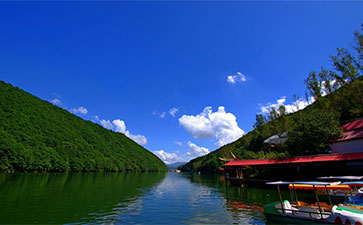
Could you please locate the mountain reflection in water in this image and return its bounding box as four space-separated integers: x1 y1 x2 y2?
0 172 292 224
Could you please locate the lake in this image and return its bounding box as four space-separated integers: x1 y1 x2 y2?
0 172 296 224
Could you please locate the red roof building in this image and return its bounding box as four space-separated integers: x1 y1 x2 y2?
223 152 363 167
330 118 363 154
222 118 363 182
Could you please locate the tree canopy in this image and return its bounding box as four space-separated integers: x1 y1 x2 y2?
0 81 167 172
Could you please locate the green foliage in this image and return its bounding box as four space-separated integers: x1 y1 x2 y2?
305 71 322 99
285 108 341 155
0 81 167 172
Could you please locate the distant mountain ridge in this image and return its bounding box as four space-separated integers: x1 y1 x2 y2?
0 81 167 172
166 162 186 169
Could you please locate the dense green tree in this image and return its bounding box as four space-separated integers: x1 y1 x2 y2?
305 71 322 99
285 108 341 155
253 114 267 130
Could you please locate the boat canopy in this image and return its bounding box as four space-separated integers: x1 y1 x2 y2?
266 181 341 186
342 181 363 186
266 181 292 185
289 184 352 191
318 176 363 180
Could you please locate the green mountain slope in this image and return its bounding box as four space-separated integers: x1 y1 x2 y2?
180 25 363 173
179 77 363 173
0 81 167 172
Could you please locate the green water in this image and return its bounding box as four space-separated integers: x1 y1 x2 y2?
0 172 300 224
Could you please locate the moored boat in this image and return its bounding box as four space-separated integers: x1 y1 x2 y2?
342 181 363 210
263 181 363 224
317 176 363 203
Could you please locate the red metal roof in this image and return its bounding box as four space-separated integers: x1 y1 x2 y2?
342 118 363 131
223 152 363 167
330 118 363 143
334 129 363 142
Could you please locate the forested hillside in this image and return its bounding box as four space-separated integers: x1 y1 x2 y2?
180 24 363 173
0 82 167 172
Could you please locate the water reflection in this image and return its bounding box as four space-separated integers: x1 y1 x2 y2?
0 172 295 224
0 173 166 224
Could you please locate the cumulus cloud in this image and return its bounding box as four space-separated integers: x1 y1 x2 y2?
100 119 114 130
70 106 88 115
100 119 147 145
227 72 247 84
152 141 209 164
259 96 315 115
169 108 179 117
125 132 148 146
152 150 183 164
186 141 209 157
179 106 245 147
259 80 338 116
50 98 61 105
160 112 166 118
112 119 127 133
284 98 314 114
175 141 183 146
260 79 336 115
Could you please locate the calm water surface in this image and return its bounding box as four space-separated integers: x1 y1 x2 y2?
0 172 295 224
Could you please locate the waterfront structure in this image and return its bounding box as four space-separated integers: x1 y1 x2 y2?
223 118 363 183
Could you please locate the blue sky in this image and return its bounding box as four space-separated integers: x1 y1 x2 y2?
1 1 362 164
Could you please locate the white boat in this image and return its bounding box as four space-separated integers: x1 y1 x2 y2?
264 181 363 224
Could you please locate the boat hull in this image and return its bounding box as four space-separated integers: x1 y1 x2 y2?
264 213 331 224
264 201 363 225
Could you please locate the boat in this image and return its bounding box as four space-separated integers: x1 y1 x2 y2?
263 181 363 224
342 181 363 210
316 176 363 203
318 176 363 181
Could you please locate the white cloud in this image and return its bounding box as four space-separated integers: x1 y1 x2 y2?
70 106 88 115
100 119 114 130
259 96 315 115
227 72 247 84
153 110 167 119
284 98 314 114
99 118 148 145
152 150 183 164
125 132 148 145
94 115 99 121
169 108 179 117
321 79 338 96
259 97 287 114
179 108 214 139
112 119 127 133
152 141 209 164
186 141 209 157
50 98 61 105
179 106 245 147
175 141 183 146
